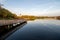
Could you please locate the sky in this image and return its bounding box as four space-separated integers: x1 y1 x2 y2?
0 0 60 16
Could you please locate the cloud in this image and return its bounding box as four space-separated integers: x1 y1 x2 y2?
0 0 4 2
0 0 8 3
43 6 54 13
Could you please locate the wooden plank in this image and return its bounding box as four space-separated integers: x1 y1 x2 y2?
0 19 26 26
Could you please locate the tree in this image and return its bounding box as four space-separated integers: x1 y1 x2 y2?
0 7 18 19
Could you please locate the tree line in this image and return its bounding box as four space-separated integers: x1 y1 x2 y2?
0 7 18 20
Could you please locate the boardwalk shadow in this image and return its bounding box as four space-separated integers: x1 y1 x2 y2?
0 22 27 40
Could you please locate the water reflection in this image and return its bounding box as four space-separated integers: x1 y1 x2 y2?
0 22 27 40
26 18 60 21
6 19 60 40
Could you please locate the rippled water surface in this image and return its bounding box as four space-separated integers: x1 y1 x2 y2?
6 19 60 40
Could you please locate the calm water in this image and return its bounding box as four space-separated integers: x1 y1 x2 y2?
6 19 60 40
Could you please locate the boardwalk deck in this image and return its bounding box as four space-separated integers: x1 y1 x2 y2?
0 19 26 26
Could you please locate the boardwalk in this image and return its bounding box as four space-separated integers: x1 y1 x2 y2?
0 19 27 40
0 19 26 26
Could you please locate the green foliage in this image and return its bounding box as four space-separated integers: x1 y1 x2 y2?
0 8 17 19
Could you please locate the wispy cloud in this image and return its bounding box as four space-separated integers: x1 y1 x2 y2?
0 0 7 3
43 6 54 13
2 0 60 16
